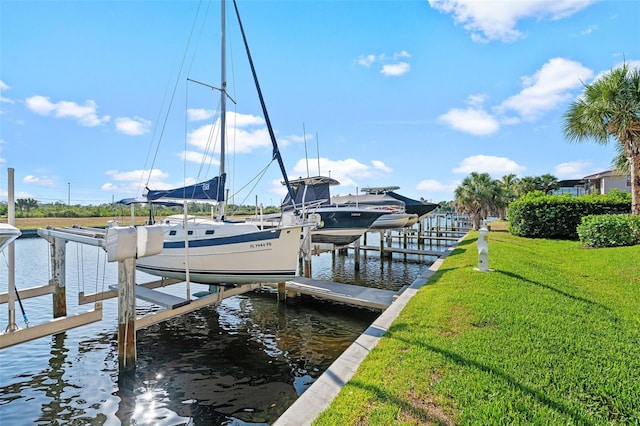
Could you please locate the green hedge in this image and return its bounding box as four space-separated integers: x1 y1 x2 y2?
577 214 640 247
507 191 632 239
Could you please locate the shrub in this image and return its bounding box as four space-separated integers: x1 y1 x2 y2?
508 191 631 239
577 214 640 248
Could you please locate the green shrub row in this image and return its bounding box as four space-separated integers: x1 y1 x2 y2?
507 190 632 239
577 214 640 247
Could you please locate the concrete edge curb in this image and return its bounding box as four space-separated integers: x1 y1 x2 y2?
273 236 465 426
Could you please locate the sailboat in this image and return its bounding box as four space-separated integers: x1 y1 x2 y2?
135 0 303 285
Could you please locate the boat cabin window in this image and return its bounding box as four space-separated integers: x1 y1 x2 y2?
205 230 215 235
188 231 193 235
169 230 177 236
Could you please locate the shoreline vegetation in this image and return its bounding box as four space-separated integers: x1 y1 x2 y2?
0 217 143 230
313 221 639 425
0 216 245 230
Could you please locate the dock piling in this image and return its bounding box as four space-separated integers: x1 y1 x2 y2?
277 282 286 303
117 257 137 374
5 168 17 332
51 237 67 318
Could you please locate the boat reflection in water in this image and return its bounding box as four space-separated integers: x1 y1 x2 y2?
0 238 379 426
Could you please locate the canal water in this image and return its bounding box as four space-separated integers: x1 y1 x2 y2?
0 233 447 425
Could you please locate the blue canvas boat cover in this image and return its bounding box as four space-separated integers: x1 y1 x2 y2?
145 174 226 202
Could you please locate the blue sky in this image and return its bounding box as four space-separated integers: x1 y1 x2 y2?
1 0 639 206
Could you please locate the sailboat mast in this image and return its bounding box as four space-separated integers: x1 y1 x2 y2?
232 0 297 206
219 0 227 218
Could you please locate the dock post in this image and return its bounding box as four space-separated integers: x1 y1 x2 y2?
302 226 312 278
353 239 360 272
303 258 312 278
277 282 286 304
5 168 17 332
117 257 136 374
51 237 67 318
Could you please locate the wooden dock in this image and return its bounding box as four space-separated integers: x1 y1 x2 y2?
274 277 399 311
356 245 445 257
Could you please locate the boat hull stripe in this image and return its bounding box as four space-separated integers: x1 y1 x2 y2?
163 229 282 249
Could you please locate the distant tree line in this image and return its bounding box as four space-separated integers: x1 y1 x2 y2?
0 199 281 218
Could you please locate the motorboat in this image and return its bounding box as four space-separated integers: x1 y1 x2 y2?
331 191 418 230
281 176 385 246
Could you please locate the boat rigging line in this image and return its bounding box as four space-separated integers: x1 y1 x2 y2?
231 0 297 209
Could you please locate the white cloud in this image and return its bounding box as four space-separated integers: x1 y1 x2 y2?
393 51 411 60
440 58 595 135
287 156 391 195
106 168 168 182
181 150 220 167
25 95 110 127
357 54 378 67
498 58 593 120
187 111 270 154
416 179 458 193
102 169 195 196
115 116 151 136
554 160 593 178
357 52 411 76
428 0 595 42
381 62 410 77
438 94 500 136
187 108 217 122
371 160 392 173
453 155 526 177
0 189 33 199
23 174 55 187
0 80 14 105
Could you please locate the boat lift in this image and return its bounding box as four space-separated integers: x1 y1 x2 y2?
1 168 257 372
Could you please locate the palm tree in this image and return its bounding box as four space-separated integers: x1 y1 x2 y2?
497 174 519 219
454 172 499 229
612 143 631 176
21 198 39 217
538 174 560 194
563 63 640 215
514 176 540 197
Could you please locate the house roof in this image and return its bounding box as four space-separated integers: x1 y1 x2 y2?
582 170 627 179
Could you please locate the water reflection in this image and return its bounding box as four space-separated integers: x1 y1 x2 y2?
125 291 376 425
1 237 431 424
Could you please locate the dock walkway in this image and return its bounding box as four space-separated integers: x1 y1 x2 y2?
282 277 398 311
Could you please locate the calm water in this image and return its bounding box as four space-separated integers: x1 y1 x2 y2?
0 233 446 425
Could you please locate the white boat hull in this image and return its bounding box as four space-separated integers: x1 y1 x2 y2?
136 217 302 284
0 223 21 252
370 213 418 230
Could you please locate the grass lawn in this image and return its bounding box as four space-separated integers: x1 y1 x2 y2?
313 221 640 425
